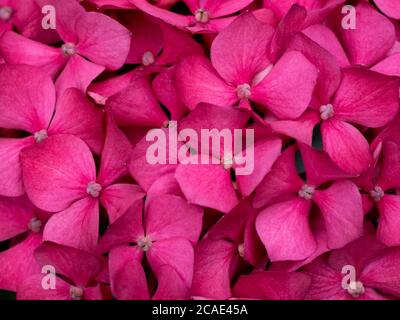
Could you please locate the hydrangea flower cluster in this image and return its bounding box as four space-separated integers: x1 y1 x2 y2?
1 0 400 300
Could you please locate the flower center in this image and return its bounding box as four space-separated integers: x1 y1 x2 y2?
142 51 155 66
236 83 251 99
195 9 210 23
347 281 365 298
0 6 13 21
319 104 334 120
34 129 48 143
369 186 384 202
238 243 245 258
61 43 76 56
28 217 42 233
70 286 84 300
298 184 315 200
86 182 102 198
137 236 152 252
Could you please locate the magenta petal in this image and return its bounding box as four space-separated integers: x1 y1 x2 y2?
321 119 372 175
233 271 311 300
204 0 254 18
147 238 194 287
0 137 34 197
43 197 99 252
376 195 400 246
175 157 239 213
337 2 395 67
55 55 105 99
153 265 190 300
0 31 66 79
21 134 96 212
270 110 321 146
377 142 400 190
332 67 399 128
48 88 104 154
253 146 304 208
35 242 102 287
374 0 400 19
236 138 282 196
76 12 131 70
17 274 71 300
175 54 237 110
288 32 341 104
107 76 168 127
313 180 363 249
192 239 236 299
145 194 203 243
252 51 318 119
97 114 133 187
0 195 34 241
152 67 188 120
100 184 145 224
0 233 42 292
256 197 315 261
298 143 351 187
210 13 274 85
108 246 149 300
97 201 144 253
0 64 55 132
361 247 400 297
129 0 192 28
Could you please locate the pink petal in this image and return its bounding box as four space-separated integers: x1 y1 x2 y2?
298 143 351 187
256 197 315 261
97 201 144 253
192 239 236 299
313 180 363 249
321 119 372 175
253 146 304 208
0 233 42 292
122 11 163 65
75 12 131 70
332 67 399 128
128 128 178 191
236 138 282 196
0 195 35 241
374 0 400 19
0 137 34 197
252 50 318 119
100 184 145 224
0 31 67 78
152 67 188 120
175 155 239 213
20 134 96 212
108 246 149 300
0 64 55 132
377 142 400 190
233 271 311 300
34 242 102 287
302 24 350 67
337 2 395 67
203 0 255 18
55 54 105 99
153 265 190 300
270 110 321 146
145 194 203 243
376 195 400 246
97 114 133 187
17 274 71 300
106 75 168 127
361 247 400 297
147 238 194 287
288 32 341 104
210 12 274 85
174 54 237 111
48 87 104 154
43 197 99 253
